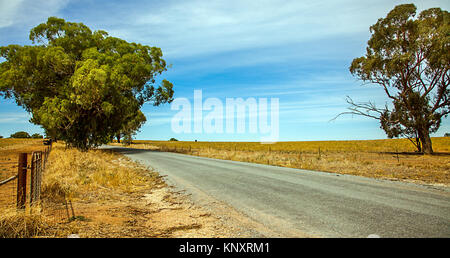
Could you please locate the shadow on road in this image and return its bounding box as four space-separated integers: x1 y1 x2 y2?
379 151 450 156
99 146 158 155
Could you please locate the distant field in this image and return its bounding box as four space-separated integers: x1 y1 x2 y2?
133 137 450 153
0 138 46 180
0 138 44 149
0 138 48 212
112 137 450 186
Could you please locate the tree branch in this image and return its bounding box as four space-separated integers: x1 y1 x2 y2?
330 96 386 122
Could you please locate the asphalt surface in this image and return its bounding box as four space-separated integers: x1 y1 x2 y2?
105 146 450 238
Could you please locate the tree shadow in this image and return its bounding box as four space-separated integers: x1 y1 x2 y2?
379 151 450 156
99 146 159 155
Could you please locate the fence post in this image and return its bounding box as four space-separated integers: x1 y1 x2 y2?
17 153 27 209
37 152 42 204
30 152 35 205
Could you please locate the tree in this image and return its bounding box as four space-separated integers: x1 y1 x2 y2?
10 131 31 138
120 110 147 145
114 109 147 144
0 17 174 151
342 4 449 154
31 133 43 139
169 138 178 141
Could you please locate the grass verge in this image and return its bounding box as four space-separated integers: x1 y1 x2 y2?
1 142 240 238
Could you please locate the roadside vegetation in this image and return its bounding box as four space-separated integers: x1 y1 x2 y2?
111 137 450 186
0 139 50 237
0 139 235 238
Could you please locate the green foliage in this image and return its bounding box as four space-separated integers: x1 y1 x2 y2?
31 133 43 139
349 4 449 153
0 17 174 150
121 110 146 146
10 131 31 138
169 138 178 141
122 133 133 146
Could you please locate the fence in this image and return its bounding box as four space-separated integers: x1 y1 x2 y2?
0 144 52 211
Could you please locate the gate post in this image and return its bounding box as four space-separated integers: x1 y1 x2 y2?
17 153 28 209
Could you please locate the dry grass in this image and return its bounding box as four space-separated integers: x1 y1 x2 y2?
1 139 236 238
35 143 165 237
0 208 50 238
34 143 239 238
0 139 52 238
1 141 240 238
41 144 163 202
113 137 450 186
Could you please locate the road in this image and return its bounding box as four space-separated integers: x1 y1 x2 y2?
105 146 450 238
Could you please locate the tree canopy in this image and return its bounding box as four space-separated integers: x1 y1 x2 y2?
0 17 173 150
345 4 449 154
31 133 43 139
10 131 31 138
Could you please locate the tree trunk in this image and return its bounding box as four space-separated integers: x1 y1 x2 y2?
418 127 433 154
415 136 422 153
116 134 121 143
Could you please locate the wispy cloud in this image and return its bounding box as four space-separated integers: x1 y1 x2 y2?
102 0 449 61
0 112 30 123
0 0 68 29
0 0 24 28
109 0 385 59
1 0 449 140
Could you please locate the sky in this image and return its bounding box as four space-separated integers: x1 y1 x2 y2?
0 0 449 141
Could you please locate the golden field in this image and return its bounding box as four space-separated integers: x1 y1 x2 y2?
0 138 46 179
113 137 450 186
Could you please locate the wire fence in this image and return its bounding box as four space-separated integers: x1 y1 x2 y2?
41 194 77 224
0 156 21 210
0 142 80 225
0 144 52 211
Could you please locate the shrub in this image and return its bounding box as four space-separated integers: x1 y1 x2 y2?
10 131 30 138
31 133 43 139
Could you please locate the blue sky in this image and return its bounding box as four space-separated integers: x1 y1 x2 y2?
0 0 449 141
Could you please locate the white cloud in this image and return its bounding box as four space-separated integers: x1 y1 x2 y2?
121 1 357 58
111 0 444 60
0 0 68 29
0 0 24 28
0 112 30 123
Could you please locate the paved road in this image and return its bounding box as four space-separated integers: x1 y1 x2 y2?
106 146 450 238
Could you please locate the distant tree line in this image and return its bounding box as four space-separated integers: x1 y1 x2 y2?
8 131 43 139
